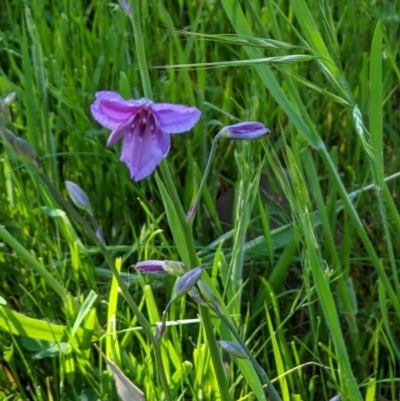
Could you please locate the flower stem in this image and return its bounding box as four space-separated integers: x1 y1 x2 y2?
129 3 231 400
187 130 224 219
214 307 282 401
157 164 231 401
130 0 153 99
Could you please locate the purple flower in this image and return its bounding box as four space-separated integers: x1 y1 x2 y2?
135 260 168 275
91 91 201 181
224 121 270 140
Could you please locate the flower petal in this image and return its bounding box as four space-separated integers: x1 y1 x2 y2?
120 122 171 181
106 116 134 147
150 103 201 134
91 91 142 130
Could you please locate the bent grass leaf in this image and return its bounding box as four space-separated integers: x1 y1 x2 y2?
95 344 145 401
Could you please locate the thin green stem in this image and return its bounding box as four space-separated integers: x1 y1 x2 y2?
158 163 232 401
214 307 282 401
201 306 232 400
129 2 231 400
187 130 224 219
130 0 152 99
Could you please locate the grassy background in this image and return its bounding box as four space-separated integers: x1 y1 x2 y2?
1 0 400 400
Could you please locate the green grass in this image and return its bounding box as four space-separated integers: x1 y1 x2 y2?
1 0 400 400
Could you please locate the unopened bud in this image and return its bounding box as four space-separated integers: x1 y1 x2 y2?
197 280 216 304
1 127 37 159
13 137 37 160
174 266 204 297
65 181 91 211
217 340 248 359
188 287 208 307
223 122 270 140
163 260 187 276
0 127 17 147
1 128 41 169
135 260 168 275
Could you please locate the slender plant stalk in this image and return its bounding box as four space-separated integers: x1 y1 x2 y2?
129 2 231 400
214 307 282 401
188 130 224 219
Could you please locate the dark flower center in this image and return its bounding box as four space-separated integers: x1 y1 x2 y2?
130 108 156 139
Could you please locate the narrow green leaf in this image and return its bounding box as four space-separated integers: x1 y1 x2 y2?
107 258 122 367
0 306 85 344
72 290 98 337
369 21 383 185
155 173 191 266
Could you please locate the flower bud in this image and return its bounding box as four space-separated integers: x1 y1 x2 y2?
135 260 168 275
13 137 37 161
162 260 187 276
65 181 91 211
174 266 204 297
188 287 208 307
197 280 215 304
217 340 248 359
223 122 270 140
1 127 40 164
